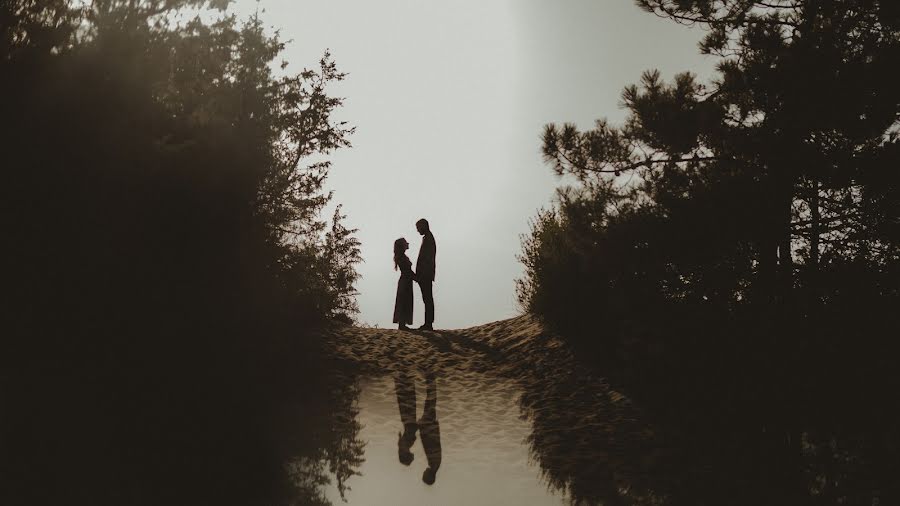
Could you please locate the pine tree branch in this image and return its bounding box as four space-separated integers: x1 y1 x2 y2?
559 155 723 175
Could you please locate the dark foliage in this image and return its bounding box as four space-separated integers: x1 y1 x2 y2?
1 2 363 504
519 0 900 504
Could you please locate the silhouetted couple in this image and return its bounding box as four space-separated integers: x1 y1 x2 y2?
394 370 441 485
393 218 436 331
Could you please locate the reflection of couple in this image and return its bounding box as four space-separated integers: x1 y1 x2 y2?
393 218 436 331
394 370 441 485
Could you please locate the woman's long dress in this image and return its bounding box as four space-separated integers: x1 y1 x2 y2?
393 255 414 324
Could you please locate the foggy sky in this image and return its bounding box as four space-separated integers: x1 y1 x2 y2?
229 0 713 329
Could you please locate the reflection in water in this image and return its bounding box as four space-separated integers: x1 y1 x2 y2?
393 367 442 485
521 374 678 505
330 371 554 505
3 349 366 506
394 370 418 466
418 371 442 485
328 320 900 505
328 326 560 504
285 370 366 505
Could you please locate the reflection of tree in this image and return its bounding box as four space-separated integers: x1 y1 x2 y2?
516 370 662 506
324 384 366 500
512 332 900 505
286 371 365 505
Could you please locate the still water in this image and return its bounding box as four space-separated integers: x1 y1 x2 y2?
324 372 560 505
324 317 657 506
320 316 894 506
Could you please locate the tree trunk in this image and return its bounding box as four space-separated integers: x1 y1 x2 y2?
809 179 820 307
777 177 795 306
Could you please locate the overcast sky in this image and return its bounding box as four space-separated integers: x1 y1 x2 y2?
228 0 714 329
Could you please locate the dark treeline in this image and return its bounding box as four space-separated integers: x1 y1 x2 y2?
2 1 363 505
518 0 899 504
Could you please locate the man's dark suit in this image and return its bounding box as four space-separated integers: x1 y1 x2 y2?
416 231 436 326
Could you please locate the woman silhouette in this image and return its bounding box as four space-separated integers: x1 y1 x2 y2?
394 370 418 466
393 238 415 330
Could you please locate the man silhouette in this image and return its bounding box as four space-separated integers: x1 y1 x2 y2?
418 372 441 485
415 218 436 330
